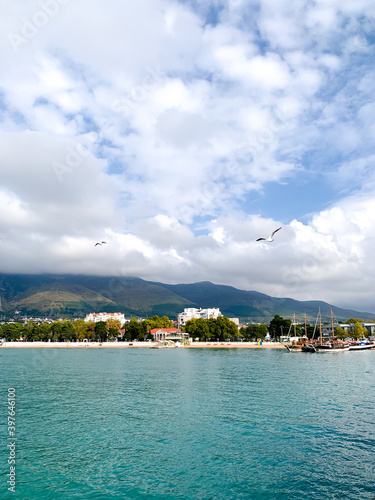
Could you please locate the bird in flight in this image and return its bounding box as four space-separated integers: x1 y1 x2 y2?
256 227 282 242
95 241 107 246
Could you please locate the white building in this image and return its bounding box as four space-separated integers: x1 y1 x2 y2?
84 312 125 324
321 322 375 337
177 307 222 328
150 328 189 342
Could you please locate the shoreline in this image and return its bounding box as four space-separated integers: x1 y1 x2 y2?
0 341 286 349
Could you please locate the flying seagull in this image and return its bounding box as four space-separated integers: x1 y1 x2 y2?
95 241 107 246
256 227 282 242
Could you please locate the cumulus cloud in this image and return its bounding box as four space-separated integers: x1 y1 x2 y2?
0 0 375 312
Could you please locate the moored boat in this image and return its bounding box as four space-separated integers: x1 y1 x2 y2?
291 311 319 353
348 340 375 351
315 310 350 352
284 314 312 352
301 343 317 353
285 337 312 352
315 340 350 352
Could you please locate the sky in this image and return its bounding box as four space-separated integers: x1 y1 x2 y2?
1 0 375 312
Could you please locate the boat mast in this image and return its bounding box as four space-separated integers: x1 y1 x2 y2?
331 309 334 339
319 308 322 344
294 313 296 339
304 313 307 338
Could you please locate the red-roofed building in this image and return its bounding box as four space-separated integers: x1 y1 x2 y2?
150 328 189 342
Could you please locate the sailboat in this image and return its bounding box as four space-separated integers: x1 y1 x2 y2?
285 314 310 352
315 310 350 352
301 311 319 352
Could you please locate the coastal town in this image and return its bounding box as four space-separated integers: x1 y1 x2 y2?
1 307 374 349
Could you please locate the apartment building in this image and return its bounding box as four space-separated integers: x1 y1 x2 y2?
84 312 126 324
177 307 222 328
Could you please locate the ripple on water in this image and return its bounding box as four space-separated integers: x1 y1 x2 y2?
0 348 374 499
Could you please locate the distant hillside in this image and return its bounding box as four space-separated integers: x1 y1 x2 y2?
15 283 116 313
151 281 375 323
0 273 374 323
0 274 193 318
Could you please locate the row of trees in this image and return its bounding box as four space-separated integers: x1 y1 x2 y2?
0 315 173 342
0 313 371 342
183 315 329 342
182 316 240 341
0 319 119 342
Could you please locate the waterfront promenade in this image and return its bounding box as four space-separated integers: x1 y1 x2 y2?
0 341 285 348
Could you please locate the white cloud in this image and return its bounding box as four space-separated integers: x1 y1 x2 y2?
0 0 375 312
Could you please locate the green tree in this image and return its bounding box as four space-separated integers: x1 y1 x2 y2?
145 315 173 330
95 321 108 342
24 321 37 341
183 318 209 341
353 322 366 339
85 321 96 341
73 319 88 341
268 315 291 340
31 323 51 341
61 321 76 341
207 317 221 340
243 324 268 341
184 316 238 342
141 322 152 340
108 327 119 341
0 323 24 341
212 316 239 341
334 326 345 339
126 318 142 341
106 318 121 331
50 321 63 341
347 318 363 324
105 319 121 340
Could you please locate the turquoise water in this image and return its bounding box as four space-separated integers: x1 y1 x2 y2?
0 347 374 499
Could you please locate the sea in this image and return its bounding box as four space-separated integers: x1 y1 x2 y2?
0 347 374 499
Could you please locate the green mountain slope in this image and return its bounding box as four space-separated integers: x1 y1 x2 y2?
13 283 116 314
0 273 373 323
152 281 375 323
0 274 194 318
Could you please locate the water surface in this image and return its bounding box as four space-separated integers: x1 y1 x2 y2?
0 348 374 499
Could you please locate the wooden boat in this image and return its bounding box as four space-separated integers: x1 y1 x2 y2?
301 311 320 352
285 338 309 352
301 343 317 353
284 314 302 351
315 340 350 352
285 313 315 352
315 310 350 352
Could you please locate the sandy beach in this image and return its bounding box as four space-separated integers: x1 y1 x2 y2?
0 341 285 349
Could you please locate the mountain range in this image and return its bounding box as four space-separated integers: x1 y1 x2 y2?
0 273 373 324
